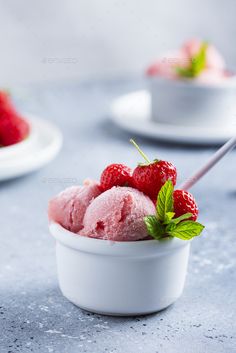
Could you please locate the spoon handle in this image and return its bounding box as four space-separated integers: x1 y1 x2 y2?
179 136 236 191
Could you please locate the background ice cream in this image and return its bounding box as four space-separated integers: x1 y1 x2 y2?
181 39 225 71
146 38 231 83
48 179 101 233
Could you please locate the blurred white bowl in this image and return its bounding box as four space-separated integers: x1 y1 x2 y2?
50 222 190 316
150 77 236 128
0 115 62 181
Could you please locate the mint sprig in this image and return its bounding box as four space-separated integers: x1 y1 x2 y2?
168 221 204 240
175 42 208 79
156 180 174 221
171 212 193 224
144 215 165 240
144 181 205 241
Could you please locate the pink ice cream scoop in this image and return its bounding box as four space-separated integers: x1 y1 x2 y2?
80 186 156 241
48 179 101 233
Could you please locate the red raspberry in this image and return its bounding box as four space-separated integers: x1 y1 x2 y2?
0 114 30 146
0 91 12 108
100 164 133 192
0 90 30 146
173 190 198 221
0 91 20 118
133 160 177 200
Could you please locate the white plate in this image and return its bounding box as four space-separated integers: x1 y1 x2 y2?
110 90 236 145
0 115 62 181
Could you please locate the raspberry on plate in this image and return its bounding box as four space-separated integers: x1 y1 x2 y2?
0 90 30 147
173 189 198 221
100 163 133 191
130 139 177 200
0 115 30 146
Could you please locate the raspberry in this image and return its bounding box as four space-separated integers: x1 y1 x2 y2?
100 164 132 192
0 115 30 146
0 90 30 146
173 189 198 221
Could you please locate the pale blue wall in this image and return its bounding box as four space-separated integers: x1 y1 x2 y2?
0 0 235 84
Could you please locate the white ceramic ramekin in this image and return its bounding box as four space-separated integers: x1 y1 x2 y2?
150 77 236 128
50 222 190 316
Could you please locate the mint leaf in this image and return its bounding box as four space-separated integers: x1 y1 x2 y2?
163 211 175 224
144 215 165 239
166 222 177 233
157 180 174 222
175 42 208 79
171 212 193 225
167 220 204 240
144 181 205 242
175 66 193 78
191 42 208 77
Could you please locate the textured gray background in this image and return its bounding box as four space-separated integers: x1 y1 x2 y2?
0 79 236 353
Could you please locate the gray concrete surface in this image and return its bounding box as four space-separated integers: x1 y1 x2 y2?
0 78 235 353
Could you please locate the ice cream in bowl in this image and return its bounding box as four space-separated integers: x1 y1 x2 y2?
147 39 236 128
48 140 204 315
